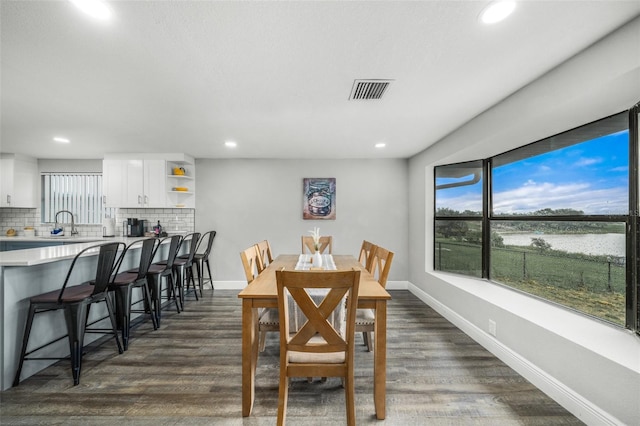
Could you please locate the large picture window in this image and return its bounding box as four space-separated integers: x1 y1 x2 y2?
435 109 638 331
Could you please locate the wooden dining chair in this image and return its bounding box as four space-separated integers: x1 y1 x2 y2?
256 239 274 273
275 269 360 426
301 235 333 254
356 245 394 351
240 244 279 352
358 240 377 272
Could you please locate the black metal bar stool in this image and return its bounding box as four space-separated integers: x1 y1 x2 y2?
183 230 216 296
173 232 201 303
146 235 182 326
108 238 158 350
13 242 124 386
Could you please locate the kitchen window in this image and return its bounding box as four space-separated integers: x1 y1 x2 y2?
41 173 114 224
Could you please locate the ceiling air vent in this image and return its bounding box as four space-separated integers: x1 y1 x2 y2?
349 79 393 100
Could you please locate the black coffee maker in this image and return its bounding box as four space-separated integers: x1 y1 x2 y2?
124 218 145 237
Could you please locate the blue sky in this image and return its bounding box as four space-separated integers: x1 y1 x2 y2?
437 130 630 215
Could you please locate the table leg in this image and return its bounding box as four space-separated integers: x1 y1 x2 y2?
373 299 387 420
242 300 258 416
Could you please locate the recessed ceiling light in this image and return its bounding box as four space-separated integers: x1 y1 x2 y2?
375 143 386 148
225 141 237 148
68 0 112 21
479 1 516 24
53 137 70 143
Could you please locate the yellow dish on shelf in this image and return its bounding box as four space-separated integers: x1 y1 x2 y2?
172 187 189 192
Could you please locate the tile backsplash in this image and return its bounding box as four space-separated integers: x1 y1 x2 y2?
0 207 195 237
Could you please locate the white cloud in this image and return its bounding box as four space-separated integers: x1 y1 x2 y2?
573 157 602 167
493 181 627 214
439 180 628 215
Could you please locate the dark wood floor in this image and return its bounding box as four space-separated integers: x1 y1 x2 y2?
0 289 582 425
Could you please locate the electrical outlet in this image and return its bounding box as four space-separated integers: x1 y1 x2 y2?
489 319 497 337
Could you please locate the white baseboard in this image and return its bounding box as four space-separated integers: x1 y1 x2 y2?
211 281 245 290
407 282 623 426
386 280 409 290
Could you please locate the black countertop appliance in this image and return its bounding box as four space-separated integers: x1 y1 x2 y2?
125 218 145 237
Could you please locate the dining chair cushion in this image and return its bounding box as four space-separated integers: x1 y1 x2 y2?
288 335 346 364
258 308 279 325
355 308 375 325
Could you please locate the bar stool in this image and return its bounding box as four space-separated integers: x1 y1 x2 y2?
173 232 200 304
108 238 158 350
13 242 124 386
179 230 216 296
146 235 182 326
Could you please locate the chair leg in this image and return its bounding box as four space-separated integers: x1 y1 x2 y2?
13 303 37 387
204 259 213 291
168 273 181 313
188 265 199 300
345 372 356 426
362 331 373 352
141 281 159 330
259 330 267 352
113 285 133 351
104 296 124 355
63 303 89 386
172 269 184 312
195 260 203 296
147 273 162 327
277 373 289 426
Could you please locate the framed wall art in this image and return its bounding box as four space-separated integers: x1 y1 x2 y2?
303 178 336 220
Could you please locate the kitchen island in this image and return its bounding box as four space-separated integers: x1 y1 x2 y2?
0 236 170 390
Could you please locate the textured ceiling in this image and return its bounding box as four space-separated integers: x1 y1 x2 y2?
1 1 639 160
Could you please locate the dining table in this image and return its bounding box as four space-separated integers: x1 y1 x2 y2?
238 254 392 420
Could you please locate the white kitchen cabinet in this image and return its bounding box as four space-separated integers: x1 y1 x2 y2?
102 159 124 207
0 154 38 208
102 158 167 208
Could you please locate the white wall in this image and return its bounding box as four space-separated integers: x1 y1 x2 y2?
408 17 640 426
194 158 408 285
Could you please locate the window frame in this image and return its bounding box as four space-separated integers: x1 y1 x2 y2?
434 106 639 333
41 172 113 225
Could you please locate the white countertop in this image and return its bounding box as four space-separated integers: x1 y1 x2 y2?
0 236 160 267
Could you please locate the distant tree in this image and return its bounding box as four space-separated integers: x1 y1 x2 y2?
531 237 552 252
436 207 460 216
436 221 469 239
532 208 584 216
436 208 482 217
491 232 505 248
466 229 482 244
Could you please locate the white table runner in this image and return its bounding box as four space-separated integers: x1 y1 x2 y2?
288 254 343 334
294 254 336 271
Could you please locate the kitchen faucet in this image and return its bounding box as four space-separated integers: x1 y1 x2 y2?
54 210 78 236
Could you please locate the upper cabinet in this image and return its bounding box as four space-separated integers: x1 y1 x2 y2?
103 154 195 209
0 154 38 208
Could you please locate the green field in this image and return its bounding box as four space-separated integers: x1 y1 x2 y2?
435 240 626 326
